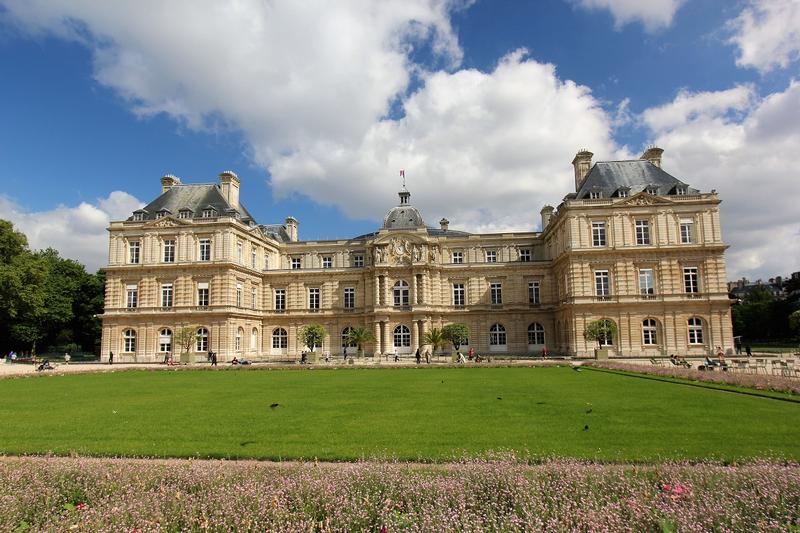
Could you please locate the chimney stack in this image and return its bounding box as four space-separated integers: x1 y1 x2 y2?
218 171 240 208
540 205 555 231
439 218 449 231
160 174 181 193
572 150 593 191
641 146 664 168
285 216 299 242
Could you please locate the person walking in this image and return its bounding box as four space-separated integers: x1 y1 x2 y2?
424 349 430 364
108 351 114 365
415 348 421 364
212 352 218 366
745 345 752 357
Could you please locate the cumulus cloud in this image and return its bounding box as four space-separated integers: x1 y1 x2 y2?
727 0 800 73
641 81 800 279
570 0 687 31
0 192 143 271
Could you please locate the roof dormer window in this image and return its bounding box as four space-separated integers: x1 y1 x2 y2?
178 209 192 219
588 191 602 199
202 208 216 218
645 186 659 195
132 211 145 221
616 187 630 198
155 209 170 219
674 186 687 196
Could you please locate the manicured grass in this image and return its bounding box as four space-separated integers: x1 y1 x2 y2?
1 366 798 461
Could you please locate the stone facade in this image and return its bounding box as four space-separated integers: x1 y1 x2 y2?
100 149 733 362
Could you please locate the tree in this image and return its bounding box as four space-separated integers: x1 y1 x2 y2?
442 323 469 352
423 327 446 357
345 325 375 357
174 326 198 355
300 323 327 352
790 310 800 337
584 319 617 348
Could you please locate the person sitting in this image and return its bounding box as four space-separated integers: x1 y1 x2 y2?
231 357 239 365
457 351 466 364
475 354 484 363
239 358 252 366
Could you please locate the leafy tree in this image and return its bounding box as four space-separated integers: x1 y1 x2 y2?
790 310 800 336
423 327 446 356
300 323 327 352
442 323 469 352
345 325 375 357
584 319 617 348
174 326 198 355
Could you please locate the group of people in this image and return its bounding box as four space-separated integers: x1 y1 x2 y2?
207 351 218 366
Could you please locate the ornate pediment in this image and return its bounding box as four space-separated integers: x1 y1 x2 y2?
615 192 674 207
372 234 440 266
143 216 189 228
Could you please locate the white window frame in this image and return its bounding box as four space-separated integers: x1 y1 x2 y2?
236 283 243 307
591 222 606 247
452 251 463 264
393 280 410 307
123 329 136 352
272 328 288 349
489 323 507 346
490 282 502 305
322 256 333 269
309 287 320 310
485 250 497 263
126 284 138 309
274 289 286 311
684 267 699 294
453 283 465 307
129 241 140 264
163 239 175 263
594 270 610 297
251 287 257 309
197 282 209 307
642 319 658 345
393 325 411 348
161 283 173 308
527 323 545 345
635 219 651 245
528 281 540 304
196 328 209 352
158 328 172 353
638 268 655 295
291 257 302 270
344 287 355 309
198 239 211 262
353 255 364 268
688 317 704 345
519 249 531 262
680 219 694 244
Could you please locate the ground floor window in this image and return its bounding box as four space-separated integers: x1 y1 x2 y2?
489 323 506 346
123 329 136 352
342 326 356 348
642 319 658 345
688 317 704 344
235 327 243 351
251 328 258 350
527 323 545 345
196 327 209 352
596 319 615 346
393 325 410 347
158 328 172 352
272 328 288 349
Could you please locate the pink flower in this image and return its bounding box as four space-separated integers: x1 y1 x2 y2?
75 502 88 511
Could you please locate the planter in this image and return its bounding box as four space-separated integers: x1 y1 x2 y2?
307 352 318 364
179 352 192 364
595 348 610 360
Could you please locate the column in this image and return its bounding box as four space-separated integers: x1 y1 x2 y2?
380 321 387 358
383 275 391 307
412 320 420 352
374 277 380 306
374 322 382 355
412 274 419 305
419 319 427 348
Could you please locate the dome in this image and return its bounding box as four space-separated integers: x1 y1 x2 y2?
383 187 425 229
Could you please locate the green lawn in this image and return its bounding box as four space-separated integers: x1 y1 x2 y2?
1 366 798 462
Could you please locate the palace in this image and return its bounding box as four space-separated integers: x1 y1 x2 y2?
100 147 734 361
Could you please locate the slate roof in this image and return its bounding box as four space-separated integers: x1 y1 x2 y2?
575 160 698 199
257 224 293 243
131 184 256 224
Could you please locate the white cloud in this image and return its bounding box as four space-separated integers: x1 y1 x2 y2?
0 192 143 271
571 0 687 31
641 81 800 280
727 0 800 73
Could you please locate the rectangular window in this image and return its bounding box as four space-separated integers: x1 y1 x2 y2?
591 222 606 247
595 270 610 296
588 191 602 199
161 283 173 308
202 208 214 218
236 283 243 307
264 254 270 270
322 256 332 268
178 210 190 219
163 239 175 263
519 249 531 262
490 282 502 305
237 242 243 263
635 220 650 245
453 283 465 306
680 219 694 244
684 267 699 294
274 289 286 311
344 287 355 309
486 250 497 263
126 284 138 308
199 239 211 261
353 254 364 267
251 250 257 269
129 241 140 264
452 251 463 264
197 282 209 307
291 258 301 270
251 288 257 309
528 281 540 304
309 287 320 310
132 212 144 221
639 268 655 295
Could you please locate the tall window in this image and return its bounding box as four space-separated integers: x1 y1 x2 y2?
251 287 257 309
251 328 258 350
237 242 243 263
161 283 173 308
684 267 699 294
594 270 610 296
263 253 270 270
291 257 302 270
344 287 355 309
341 326 356 348
639 268 655 295
519 249 531 262
527 323 545 345
251 250 257 269
490 282 502 305
680 219 694 244
528 281 540 304
393 280 409 307
163 239 175 263
489 324 506 346
275 289 286 311
197 282 209 307
452 251 463 264
158 328 172 353
126 284 138 308
591 222 606 247
272 328 288 349
236 283 243 307
322 256 332 268
597 319 614 346
123 329 136 352
485 250 497 263
688 317 704 344
309 287 320 310
199 238 211 261
196 328 209 352
235 327 243 351
129 241 140 264
453 283 465 306
642 319 658 345
635 220 650 245
393 325 411 347
353 255 364 267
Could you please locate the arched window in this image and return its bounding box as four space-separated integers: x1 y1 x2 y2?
642 319 658 345
341 326 356 348
123 329 136 352
235 327 243 351
196 328 209 352
393 325 410 347
158 328 172 353
272 328 288 349
251 328 258 350
393 280 409 307
527 323 545 345
489 323 506 346
688 317 704 344
597 319 615 346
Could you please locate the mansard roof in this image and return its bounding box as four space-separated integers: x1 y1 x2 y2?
257 224 293 243
576 160 697 199
132 184 256 223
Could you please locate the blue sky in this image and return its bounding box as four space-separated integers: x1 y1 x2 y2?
0 0 798 279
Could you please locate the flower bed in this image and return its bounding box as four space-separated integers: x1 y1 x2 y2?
1 456 798 532
586 361 800 396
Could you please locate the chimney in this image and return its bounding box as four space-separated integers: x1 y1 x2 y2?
439 218 449 231
285 216 299 242
218 171 240 208
572 150 593 191
540 205 555 231
641 145 664 168
160 174 181 193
